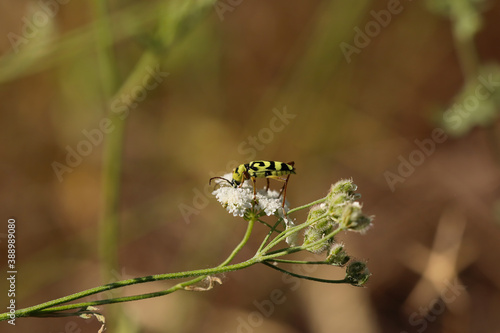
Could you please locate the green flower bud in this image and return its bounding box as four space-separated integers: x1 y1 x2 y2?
330 179 357 196
345 261 370 287
326 179 361 209
306 204 327 222
339 202 373 232
326 200 344 218
303 223 334 254
326 243 350 266
348 214 373 233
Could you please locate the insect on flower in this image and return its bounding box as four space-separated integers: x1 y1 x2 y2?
209 161 296 208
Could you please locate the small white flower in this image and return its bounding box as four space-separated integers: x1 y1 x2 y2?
255 189 289 216
211 174 290 217
213 185 253 217
283 217 298 246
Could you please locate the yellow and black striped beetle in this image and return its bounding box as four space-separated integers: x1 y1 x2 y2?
209 161 296 208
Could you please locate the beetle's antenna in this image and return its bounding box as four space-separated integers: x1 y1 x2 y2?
209 177 232 186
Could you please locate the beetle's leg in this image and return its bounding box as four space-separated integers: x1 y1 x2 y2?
278 180 287 198
251 177 257 206
265 178 270 192
266 175 291 215
280 174 291 209
266 176 287 197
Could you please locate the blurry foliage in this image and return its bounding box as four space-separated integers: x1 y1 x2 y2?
1 0 500 332
427 0 500 137
425 0 488 40
441 64 500 136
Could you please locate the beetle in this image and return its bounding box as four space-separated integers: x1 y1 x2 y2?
209 161 295 208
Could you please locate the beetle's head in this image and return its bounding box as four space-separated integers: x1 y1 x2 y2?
231 164 248 187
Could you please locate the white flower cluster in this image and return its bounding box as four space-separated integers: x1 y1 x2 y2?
283 216 298 246
211 174 289 217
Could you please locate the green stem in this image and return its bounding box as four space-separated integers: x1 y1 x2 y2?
91 0 122 287
4 260 258 319
449 0 480 81
259 247 303 261
2 217 347 321
0 219 256 321
260 213 329 254
266 258 330 265
259 223 346 263
256 219 283 254
261 261 348 284
257 218 281 230
91 0 119 98
91 1 122 329
287 197 327 215
220 218 254 266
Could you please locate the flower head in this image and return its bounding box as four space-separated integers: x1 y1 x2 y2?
326 179 359 206
326 243 350 266
211 174 289 218
338 202 373 233
302 179 373 254
212 185 253 217
345 260 371 286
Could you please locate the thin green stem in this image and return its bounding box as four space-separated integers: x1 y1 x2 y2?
263 246 298 256
287 197 327 215
448 0 480 81
259 223 346 264
256 218 282 231
257 247 303 262
256 219 283 254
260 213 329 254
0 258 260 321
0 219 256 321
220 219 254 266
91 1 122 329
91 0 119 98
91 0 122 280
266 258 330 265
261 261 348 284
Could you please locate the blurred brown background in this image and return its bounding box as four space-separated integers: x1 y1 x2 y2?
1 0 500 332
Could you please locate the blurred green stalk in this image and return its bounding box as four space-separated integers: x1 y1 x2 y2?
90 0 124 331
92 1 215 331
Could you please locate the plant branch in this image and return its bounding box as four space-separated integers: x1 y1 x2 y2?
0 219 256 321
261 261 348 284
287 197 327 215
